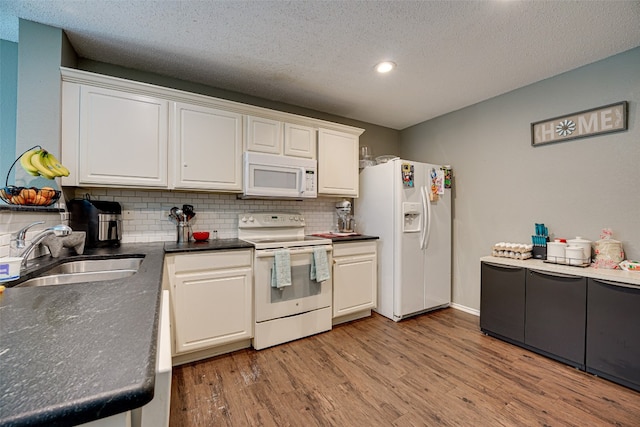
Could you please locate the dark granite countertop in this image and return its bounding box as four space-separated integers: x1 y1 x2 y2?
0 238 252 427
0 243 165 427
164 238 254 253
313 234 379 243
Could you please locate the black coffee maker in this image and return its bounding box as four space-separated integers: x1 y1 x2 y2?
67 195 122 248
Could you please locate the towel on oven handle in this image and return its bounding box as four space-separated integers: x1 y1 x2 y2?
310 246 330 282
271 249 292 288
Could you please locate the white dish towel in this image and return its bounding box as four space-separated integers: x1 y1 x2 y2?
271 249 292 288
310 246 330 282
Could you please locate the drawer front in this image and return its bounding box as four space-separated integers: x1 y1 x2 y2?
171 250 252 273
333 241 377 258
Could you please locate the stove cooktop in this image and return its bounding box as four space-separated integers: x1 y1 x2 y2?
241 235 331 250
237 212 332 249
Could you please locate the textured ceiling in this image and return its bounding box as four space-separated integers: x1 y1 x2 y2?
1 1 639 130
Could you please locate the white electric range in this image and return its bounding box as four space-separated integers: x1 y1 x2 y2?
238 213 333 350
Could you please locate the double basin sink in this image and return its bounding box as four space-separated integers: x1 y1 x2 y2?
15 256 144 287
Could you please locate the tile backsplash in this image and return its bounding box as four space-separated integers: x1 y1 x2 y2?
65 188 348 243
0 210 66 258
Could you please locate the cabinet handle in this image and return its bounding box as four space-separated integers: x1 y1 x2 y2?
590 277 640 290
483 262 522 270
529 269 581 280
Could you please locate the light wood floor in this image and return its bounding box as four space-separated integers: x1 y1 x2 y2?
169 308 640 426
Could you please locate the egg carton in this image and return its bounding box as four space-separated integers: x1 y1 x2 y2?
492 249 532 260
492 242 533 260
492 242 533 253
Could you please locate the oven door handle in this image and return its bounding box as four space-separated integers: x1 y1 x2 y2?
255 245 333 258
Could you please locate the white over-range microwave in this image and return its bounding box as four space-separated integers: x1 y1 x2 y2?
243 152 317 199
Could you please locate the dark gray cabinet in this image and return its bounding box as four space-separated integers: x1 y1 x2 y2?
481 258 640 393
480 262 526 343
525 269 586 369
586 278 640 392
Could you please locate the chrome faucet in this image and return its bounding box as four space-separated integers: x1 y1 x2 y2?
14 222 73 269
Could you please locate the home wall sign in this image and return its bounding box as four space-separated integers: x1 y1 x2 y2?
531 101 627 146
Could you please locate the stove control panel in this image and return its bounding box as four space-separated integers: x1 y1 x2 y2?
238 212 305 228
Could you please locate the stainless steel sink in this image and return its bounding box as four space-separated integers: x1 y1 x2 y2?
15 257 144 288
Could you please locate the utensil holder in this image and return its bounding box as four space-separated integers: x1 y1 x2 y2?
177 223 191 243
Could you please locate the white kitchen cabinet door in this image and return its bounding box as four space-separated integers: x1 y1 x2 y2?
173 103 243 191
317 128 359 197
245 116 282 154
77 85 169 187
168 251 253 355
78 412 130 427
284 123 316 159
332 241 377 317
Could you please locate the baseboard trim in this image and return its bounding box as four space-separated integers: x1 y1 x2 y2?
451 303 479 317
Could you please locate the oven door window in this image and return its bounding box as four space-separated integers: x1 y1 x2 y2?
270 264 321 302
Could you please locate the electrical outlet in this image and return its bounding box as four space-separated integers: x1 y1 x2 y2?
123 210 134 220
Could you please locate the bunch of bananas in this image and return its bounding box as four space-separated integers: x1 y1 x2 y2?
20 148 70 179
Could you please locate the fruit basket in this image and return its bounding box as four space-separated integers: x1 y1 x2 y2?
0 185 60 206
1 145 66 207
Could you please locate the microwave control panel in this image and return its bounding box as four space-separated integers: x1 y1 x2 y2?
305 170 316 193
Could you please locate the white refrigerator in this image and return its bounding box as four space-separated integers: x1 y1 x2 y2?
355 158 451 321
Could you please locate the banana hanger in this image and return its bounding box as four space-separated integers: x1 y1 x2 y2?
1 145 62 206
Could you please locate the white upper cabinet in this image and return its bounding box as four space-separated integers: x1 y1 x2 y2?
317 128 360 197
173 103 243 191
245 116 282 154
245 116 317 159
68 84 169 187
284 122 316 159
60 68 363 192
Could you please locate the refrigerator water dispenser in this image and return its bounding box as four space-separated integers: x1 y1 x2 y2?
402 202 421 232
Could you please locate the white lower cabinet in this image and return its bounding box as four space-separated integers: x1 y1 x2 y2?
78 412 130 427
164 250 253 362
332 241 377 322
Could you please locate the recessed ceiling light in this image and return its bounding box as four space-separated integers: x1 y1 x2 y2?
375 61 396 74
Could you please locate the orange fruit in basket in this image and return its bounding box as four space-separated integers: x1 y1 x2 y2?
40 192 52 205
20 188 36 204
32 193 43 205
40 187 56 198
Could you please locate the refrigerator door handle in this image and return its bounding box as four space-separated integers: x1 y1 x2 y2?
420 186 432 249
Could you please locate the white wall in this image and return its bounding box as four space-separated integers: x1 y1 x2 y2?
1 40 18 185
400 47 640 311
15 19 63 156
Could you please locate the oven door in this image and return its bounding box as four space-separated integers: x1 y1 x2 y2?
254 245 332 322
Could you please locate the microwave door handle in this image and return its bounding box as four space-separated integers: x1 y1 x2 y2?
299 167 306 194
